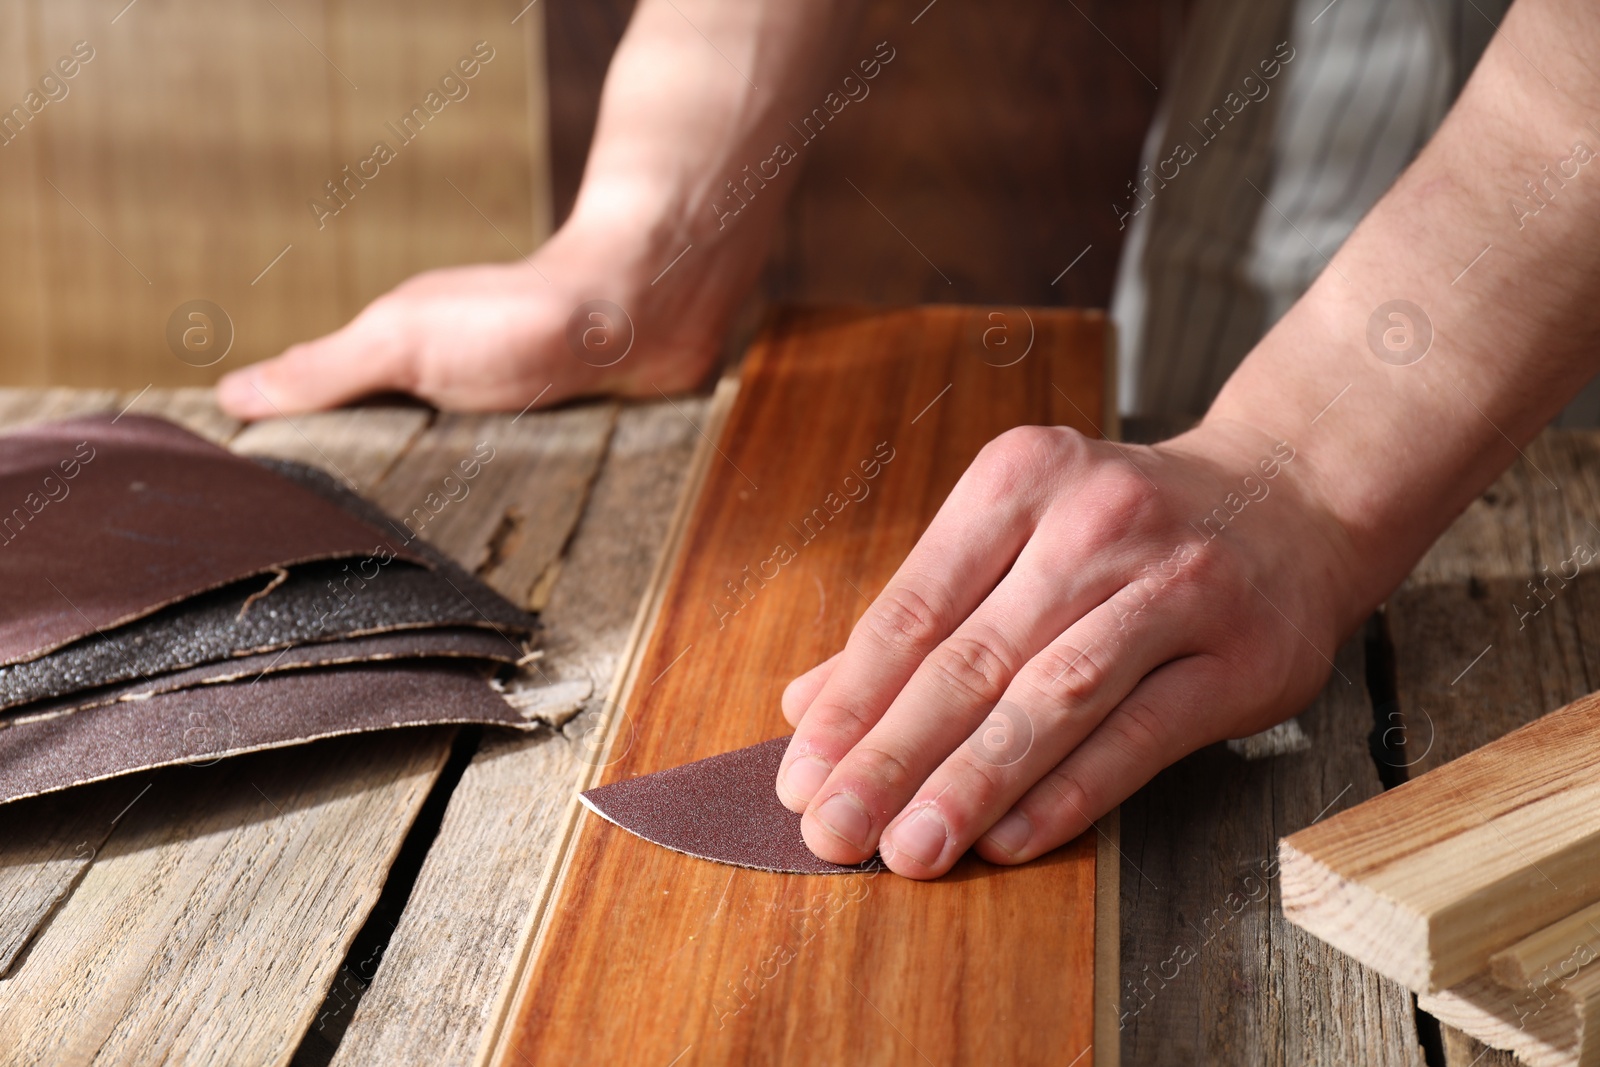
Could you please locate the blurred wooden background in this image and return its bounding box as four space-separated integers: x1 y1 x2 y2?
0 0 548 387
0 0 1186 388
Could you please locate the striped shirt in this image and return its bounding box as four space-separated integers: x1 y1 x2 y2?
1113 0 1518 423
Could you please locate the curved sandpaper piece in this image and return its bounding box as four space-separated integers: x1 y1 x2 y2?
0 414 428 666
579 736 880 875
10 627 519 722
0 559 535 712
0 662 532 805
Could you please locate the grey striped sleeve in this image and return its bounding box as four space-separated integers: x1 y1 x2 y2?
1111 0 1509 422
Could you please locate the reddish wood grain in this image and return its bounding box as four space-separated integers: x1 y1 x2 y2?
501 306 1108 1066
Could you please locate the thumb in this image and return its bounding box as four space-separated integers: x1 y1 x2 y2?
217 322 412 420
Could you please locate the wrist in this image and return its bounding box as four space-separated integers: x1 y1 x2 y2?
1200 288 1452 633
1165 409 1377 642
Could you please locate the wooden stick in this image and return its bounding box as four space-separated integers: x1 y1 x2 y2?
1413 901 1600 1067
1281 689 1600 994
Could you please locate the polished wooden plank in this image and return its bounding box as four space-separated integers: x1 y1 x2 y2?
495 306 1109 1066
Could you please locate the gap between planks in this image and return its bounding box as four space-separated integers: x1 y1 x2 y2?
477 376 740 1067
326 392 722 1064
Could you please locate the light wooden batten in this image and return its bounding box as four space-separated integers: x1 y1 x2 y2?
1281 690 1600 994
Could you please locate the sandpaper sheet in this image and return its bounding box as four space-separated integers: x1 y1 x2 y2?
0 414 433 666
10 627 518 722
0 662 532 805
0 451 537 711
0 558 535 712
251 457 465 574
579 736 880 875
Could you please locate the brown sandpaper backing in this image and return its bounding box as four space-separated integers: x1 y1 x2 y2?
10 628 518 722
0 662 532 805
0 454 537 711
0 558 534 712
579 737 881 875
0 414 427 667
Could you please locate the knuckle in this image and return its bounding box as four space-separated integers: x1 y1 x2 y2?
1107 469 1160 525
843 744 920 797
806 696 879 745
925 634 1014 704
969 426 1071 503
988 424 1057 463
944 760 1012 827
1024 643 1107 708
1101 701 1169 759
1074 467 1160 545
1038 768 1096 828
860 585 944 655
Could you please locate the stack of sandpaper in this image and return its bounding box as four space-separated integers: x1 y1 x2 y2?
0 413 541 805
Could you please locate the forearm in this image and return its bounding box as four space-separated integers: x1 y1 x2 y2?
569 0 868 253
1204 0 1600 630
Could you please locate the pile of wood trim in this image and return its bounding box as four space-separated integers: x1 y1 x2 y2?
1281 689 1600 1067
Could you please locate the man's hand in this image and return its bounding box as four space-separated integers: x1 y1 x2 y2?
772 0 1600 881
776 420 1363 879
216 0 864 421
216 217 733 419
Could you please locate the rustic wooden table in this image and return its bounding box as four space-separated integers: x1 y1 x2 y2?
0 383 711 1067
0 374 1581 1066
1115 430 1600 1067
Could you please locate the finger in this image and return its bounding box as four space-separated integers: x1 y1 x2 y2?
217 316 413 420
812 585 1190 870
777 430 1077 812
795 528 1137 866
781 652 841 727
973 657 1221 866
871 591 1190 877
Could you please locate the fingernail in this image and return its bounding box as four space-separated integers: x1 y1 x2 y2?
783 756 831 805
815 792 872 849
983 809 1032 857
888 806 948 867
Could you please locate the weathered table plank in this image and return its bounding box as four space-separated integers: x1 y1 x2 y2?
0 731 452 1066
1119 639 1424 1066
230 407 434 492
0 388 628 1066
0 388 160 975
117 387 244 443
330 394 722 1066
356 407 619 603
1385 429 1600 1067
